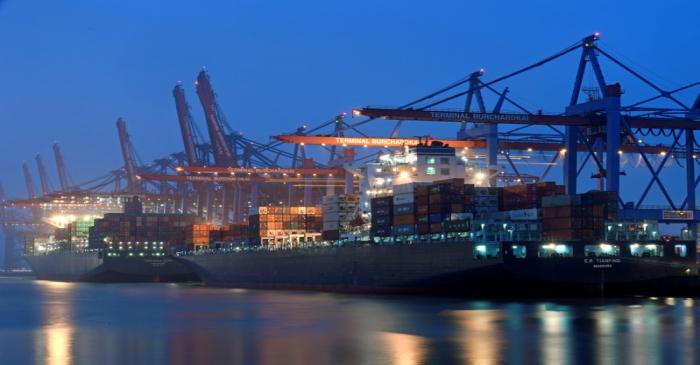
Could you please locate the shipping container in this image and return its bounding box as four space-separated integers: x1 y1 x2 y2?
372 215 392 226
393 214 416 225
371 226 392 237
371 196 393 208
394 203 415 215
444 219 470 232
393 193 415 205
394 224 416 235
417 223 430 234
372 206 392 216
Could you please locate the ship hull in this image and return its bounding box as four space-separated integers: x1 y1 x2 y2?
25 252 198 283
179 243 502 294
177 242 700 297
25 252 103 281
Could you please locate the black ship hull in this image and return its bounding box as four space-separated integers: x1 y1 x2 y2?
25 252 198 283
177 241 700 297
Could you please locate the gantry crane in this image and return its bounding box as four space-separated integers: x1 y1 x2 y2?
53 143 71 192
173 82 208 215
116 118 142 193
35 154 52 196
22 162 36 200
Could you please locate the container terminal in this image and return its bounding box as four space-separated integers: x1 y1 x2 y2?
5 34 700 295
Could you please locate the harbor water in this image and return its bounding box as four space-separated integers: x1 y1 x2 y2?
2 277 700 365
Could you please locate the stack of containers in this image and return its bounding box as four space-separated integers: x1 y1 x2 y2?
428 179 465 233
542 191 618 241
223 223 249 241
304 207 323 233
474 187 500 220
371 196 393 237
88 212 201 249
507 208 542 241
322 195 359 241
499 182 565 211
463 184 475 214
415 185 430 235
248 206 324 245
392 183 421 236
185 224 215 249
68 219 94 239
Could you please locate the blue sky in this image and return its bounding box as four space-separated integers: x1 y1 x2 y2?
0 0 699 202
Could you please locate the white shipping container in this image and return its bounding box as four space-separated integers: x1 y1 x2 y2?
324 212 355 223
394 183 427 195
323 204 358 214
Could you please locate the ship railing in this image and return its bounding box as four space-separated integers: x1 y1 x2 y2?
176 237 499 256
29 248 100 256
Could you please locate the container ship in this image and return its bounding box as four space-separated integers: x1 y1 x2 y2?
175 143 700 297
24 197 199 282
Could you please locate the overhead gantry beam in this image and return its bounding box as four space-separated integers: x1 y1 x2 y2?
273 134 673 154
174 165 342 176
137 174 344 184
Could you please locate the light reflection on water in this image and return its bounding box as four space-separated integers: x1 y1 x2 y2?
34 281 75 365
2 278 700 364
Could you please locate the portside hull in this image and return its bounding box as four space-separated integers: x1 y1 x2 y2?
178 243 700 297
179 243 503 294
25 253 198 283
25 252 102 282
91 256 199 283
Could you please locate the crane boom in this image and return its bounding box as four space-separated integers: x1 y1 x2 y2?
116 118 140 192
273 135 668 154
22 162 36 199
53 143 70 192
35 154 51 196
195 70 235 166
173 83 200 166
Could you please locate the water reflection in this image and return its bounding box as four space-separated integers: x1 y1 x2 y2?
34 281 75 365
377 331 427 365
448 309 504 365
539 304 572 365
3 279 700 365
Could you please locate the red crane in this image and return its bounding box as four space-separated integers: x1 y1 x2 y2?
173 82 209 216
116 118 141 193
195 70 235 166
35 153 52 196
22 162 35 199
53 143 71 192
173 83 202 166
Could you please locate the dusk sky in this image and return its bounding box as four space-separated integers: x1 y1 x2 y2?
1 0 699 201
